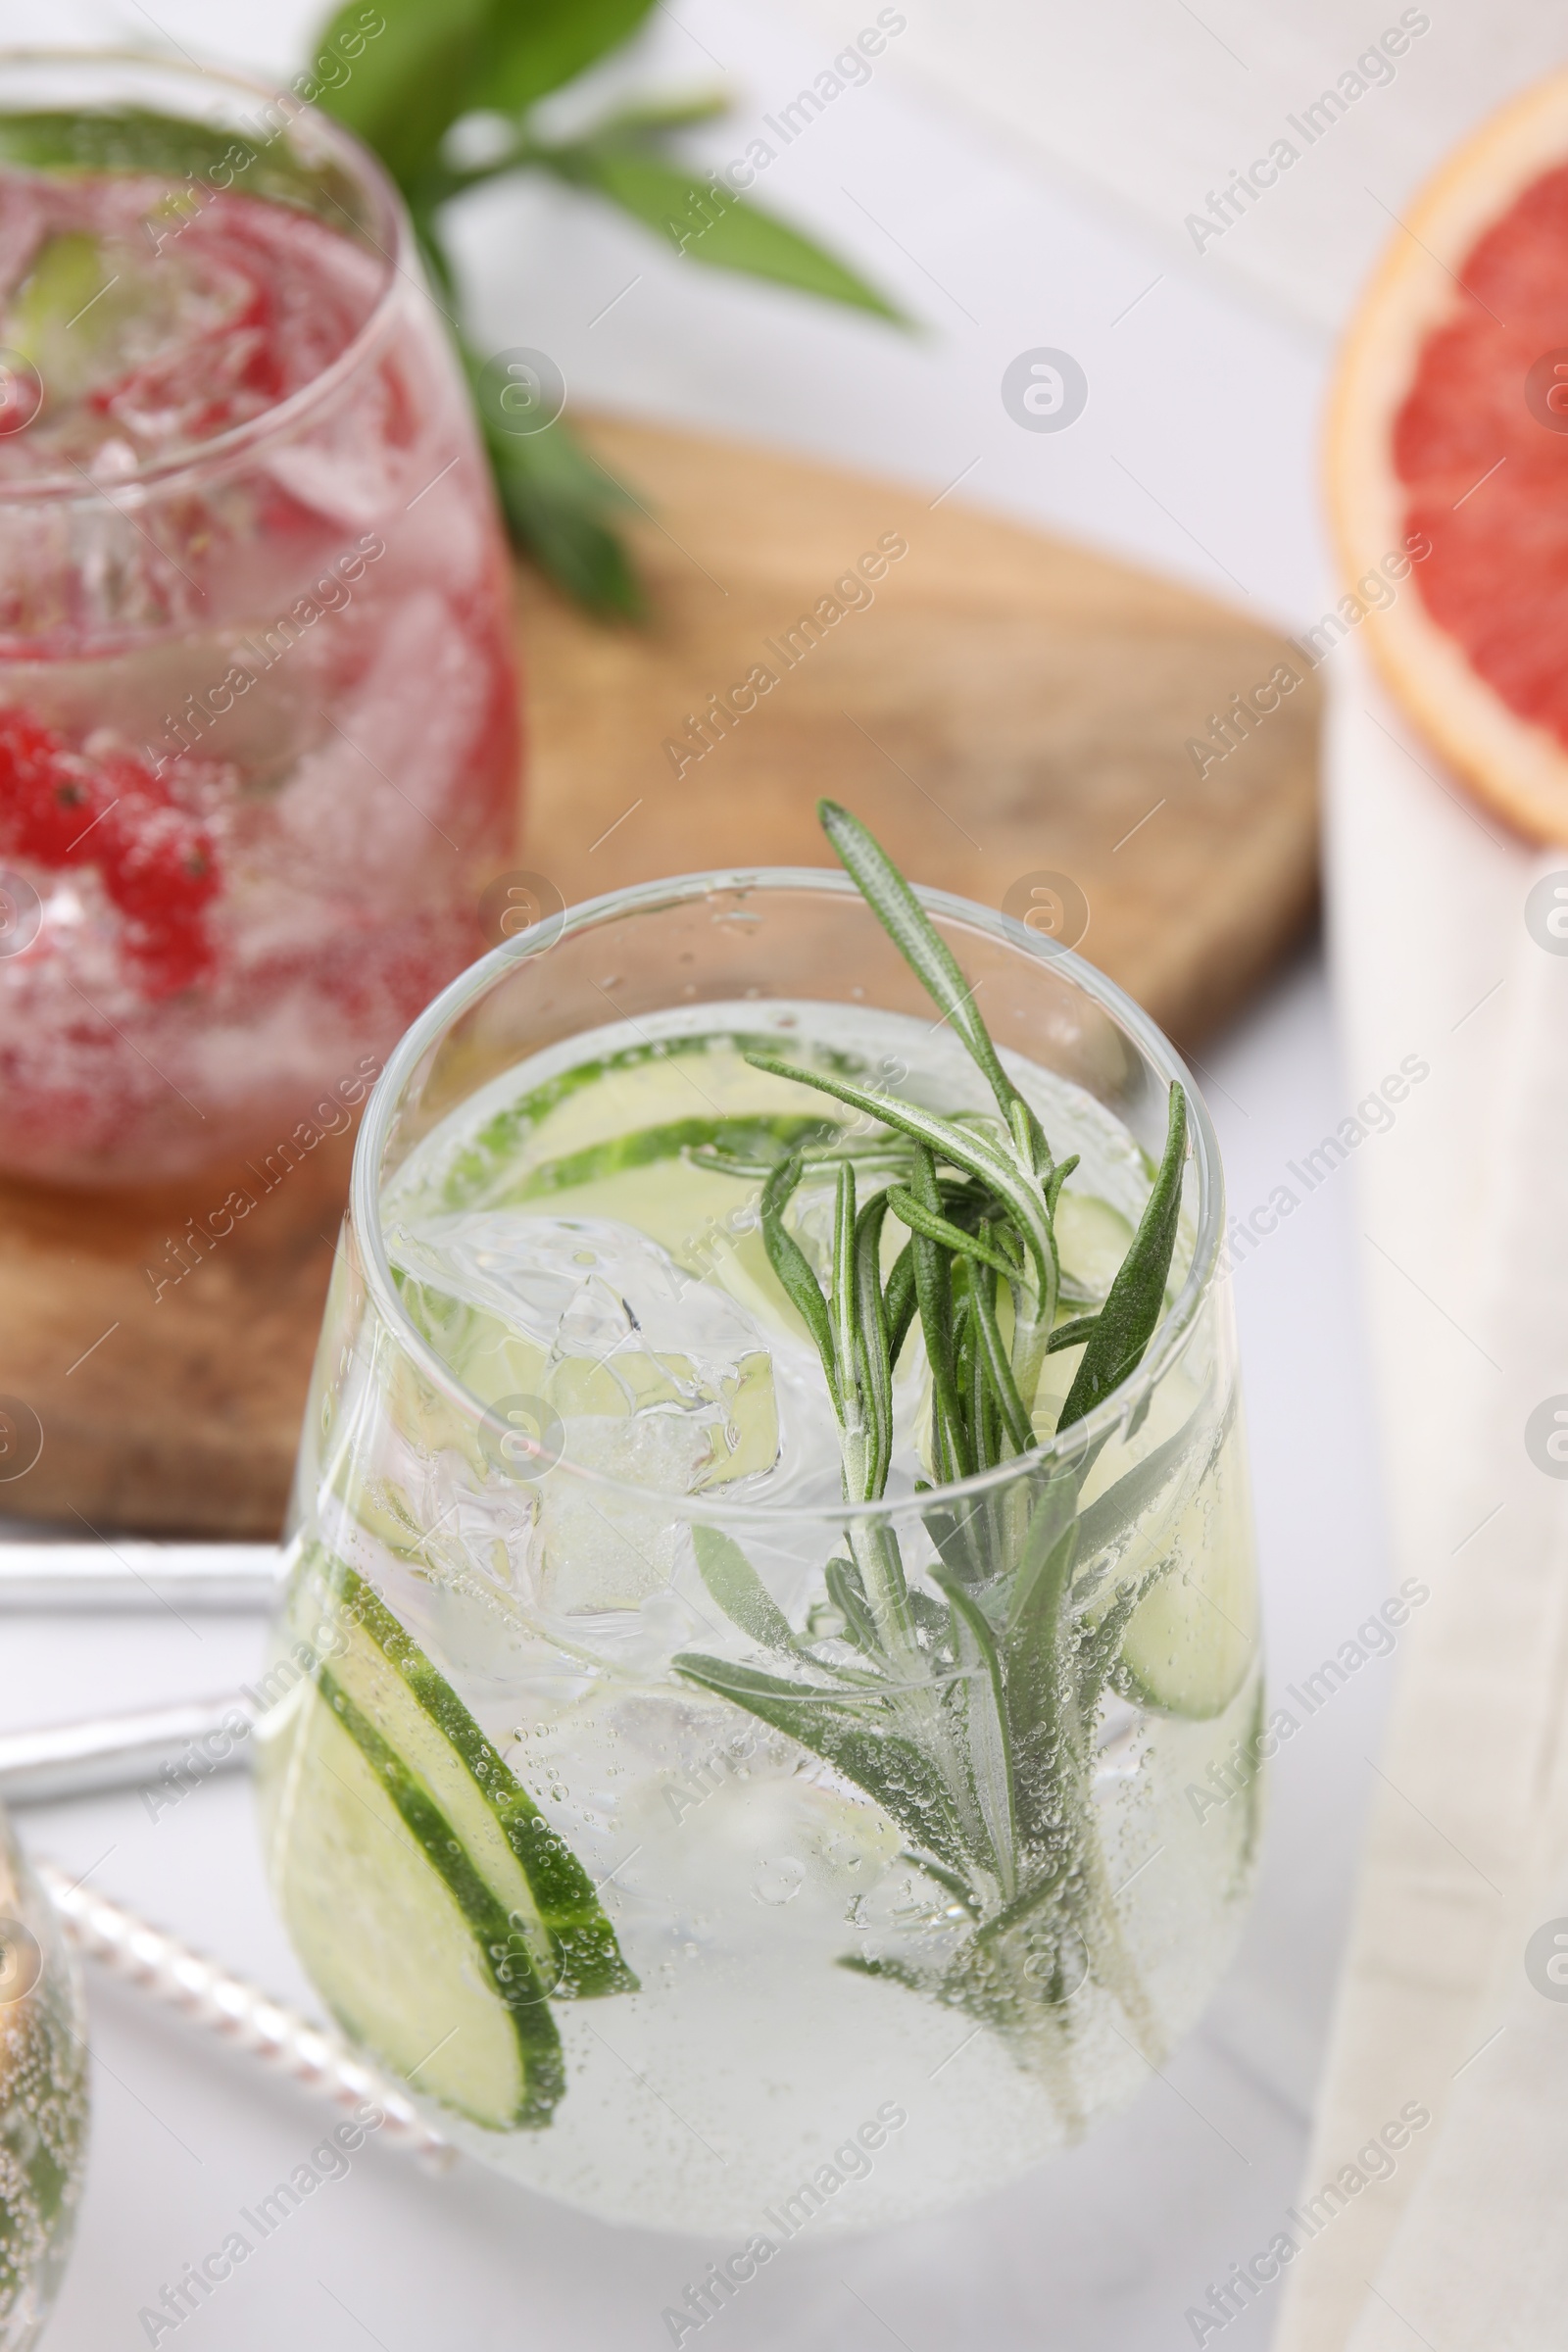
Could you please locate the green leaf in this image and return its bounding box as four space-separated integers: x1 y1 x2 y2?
760 1153 838 1412
853 1189 895 1501
1045 1313 1100 1355
957 1275 992 1470
832 1160 858 1427
907 1146 970 1485
817 801 1014 1113
1004 1476 1082 1638
316 0 495 185
839 1949 942 1995
824 1555 881 1658
691 1525 796 1653
545 148 904 319
1057 1086 1188 1434
1044 1153 1080 1217
482 405 646 618
473 0 661 120
887 1187 1017 1282
970 1861 1069 1949
1001 1501 1078 1799
742 1054 1054 1299
315 0 661 187
967 1263 1034 1454
672 1652 969 1871
1076 1570 1158 1719
932 1569 1016 1879
885 1241 917 1364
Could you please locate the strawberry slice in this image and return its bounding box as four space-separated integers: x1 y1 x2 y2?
0 710 220 998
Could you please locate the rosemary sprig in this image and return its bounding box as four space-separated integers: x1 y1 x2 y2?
745 801 1182 1452
674 801 1197 2100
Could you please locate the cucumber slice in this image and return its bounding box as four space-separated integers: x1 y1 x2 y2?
511 1113 830 1200
273 1671 565 2130
1055 1192 1135 1302
295 1556 637 1999
425 1033 865 1214
1116 1493 1258 1720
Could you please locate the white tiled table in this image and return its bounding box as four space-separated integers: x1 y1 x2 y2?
2 6 1387 2345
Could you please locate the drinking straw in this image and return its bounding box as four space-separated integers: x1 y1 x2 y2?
36 1860 455 2172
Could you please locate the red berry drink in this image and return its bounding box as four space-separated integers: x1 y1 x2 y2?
0 55 518 1185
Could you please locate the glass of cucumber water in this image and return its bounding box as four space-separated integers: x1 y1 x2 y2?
257 808 1261 2235
0 1808 87 2348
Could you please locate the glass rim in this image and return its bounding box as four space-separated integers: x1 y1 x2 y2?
351 865 1226 1530
0 46 410 506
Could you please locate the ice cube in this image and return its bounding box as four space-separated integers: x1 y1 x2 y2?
389 1209 782 1495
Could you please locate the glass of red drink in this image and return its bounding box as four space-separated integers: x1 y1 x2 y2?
0 49 519 1186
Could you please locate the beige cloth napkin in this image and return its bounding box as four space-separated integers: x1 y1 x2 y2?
1274 654 1568 2348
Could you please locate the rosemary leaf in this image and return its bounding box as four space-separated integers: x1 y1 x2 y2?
1045 1313 1101 1354
853 1192 896 1499
831 1161 858 1434
817 800 1016 1118
691 1525 797 1654
885 1241 918 1363
970 1862 1069 1948
886 1187 1018 1281
907 1145 972 1484
968 1264 1035 1453
743 1054 1053 1298
1056 1085 1188 1434
898 1851 982 1916
932 1569 1018 1885
759 1153 839 1415
957 1274 989 1469
1076 1568 1161 1719
825 1554 882 1655
1004 1475 1082 1638
1001 1508 1079 1800
1044 1153 1081 1216
671 1653 970 1871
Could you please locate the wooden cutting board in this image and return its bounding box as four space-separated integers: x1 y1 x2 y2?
0 416 1319 1537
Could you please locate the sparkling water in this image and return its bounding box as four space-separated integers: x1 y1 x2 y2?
0 159 514 1181
264 1001 1261 2232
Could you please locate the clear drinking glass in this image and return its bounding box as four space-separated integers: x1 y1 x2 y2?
0 51 518 1185
0 1808 88 2348
256 870 1261 2235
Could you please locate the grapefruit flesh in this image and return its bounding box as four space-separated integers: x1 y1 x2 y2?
1328 71 1568 839
1394 161 1568 746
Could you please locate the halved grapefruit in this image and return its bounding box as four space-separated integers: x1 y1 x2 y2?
1329 71 1568 841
